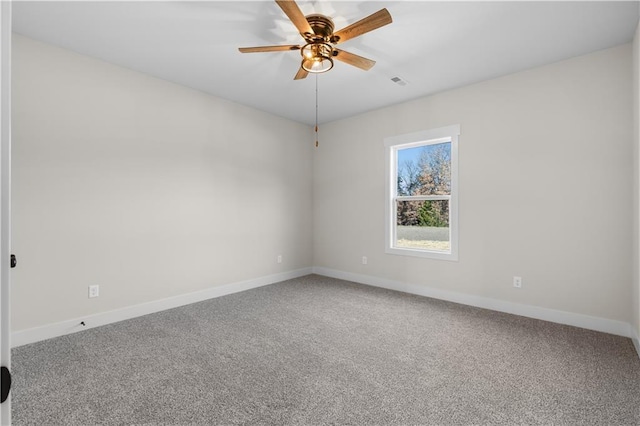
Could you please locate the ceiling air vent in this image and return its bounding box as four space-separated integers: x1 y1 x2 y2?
391 76 408 86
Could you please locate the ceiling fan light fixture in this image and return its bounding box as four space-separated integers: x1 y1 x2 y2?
301 43 334 73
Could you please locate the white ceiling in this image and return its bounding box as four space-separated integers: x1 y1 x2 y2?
12 1 640 125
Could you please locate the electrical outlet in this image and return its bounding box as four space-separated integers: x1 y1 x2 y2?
88 285 99 298
513 276 522 288
362 256 368 265
277 255 282 264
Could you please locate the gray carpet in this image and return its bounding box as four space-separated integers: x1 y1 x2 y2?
11 275 640 425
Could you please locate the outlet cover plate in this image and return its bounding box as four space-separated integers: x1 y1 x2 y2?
89 285 99 298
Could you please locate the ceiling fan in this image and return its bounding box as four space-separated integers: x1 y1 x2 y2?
239 0 392 80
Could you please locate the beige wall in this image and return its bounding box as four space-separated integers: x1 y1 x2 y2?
633 22 640 341
12 34 637 336
12 35 313 331
314 44 633 323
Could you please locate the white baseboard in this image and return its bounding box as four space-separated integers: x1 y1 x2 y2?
631 325 640 359
13 266 638 352
12 267 312 348
312 267 632 338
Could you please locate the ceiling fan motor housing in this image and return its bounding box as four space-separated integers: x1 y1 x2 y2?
305 14 335 39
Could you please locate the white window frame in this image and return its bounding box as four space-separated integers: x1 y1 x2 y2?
384 125 459 261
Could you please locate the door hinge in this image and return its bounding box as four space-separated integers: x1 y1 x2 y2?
10 254 15 268
1 366 10 403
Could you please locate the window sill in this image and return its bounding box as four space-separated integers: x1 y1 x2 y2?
385 246 458 261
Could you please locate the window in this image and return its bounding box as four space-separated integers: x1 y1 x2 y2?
384 125 459 260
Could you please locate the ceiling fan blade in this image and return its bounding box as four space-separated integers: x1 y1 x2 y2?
332 8 392 44
294 67 309 80
275 0 313 35
239 45 300 53
333 49 376 71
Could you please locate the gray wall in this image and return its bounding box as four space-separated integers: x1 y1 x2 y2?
633 22 640 343
12 35 637 337
12 35 313 331
313 44 633 324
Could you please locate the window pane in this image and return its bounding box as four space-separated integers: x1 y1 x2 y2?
396 200 450 251
397 142 451 196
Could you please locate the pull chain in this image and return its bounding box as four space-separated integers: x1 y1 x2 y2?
315 73 319 148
